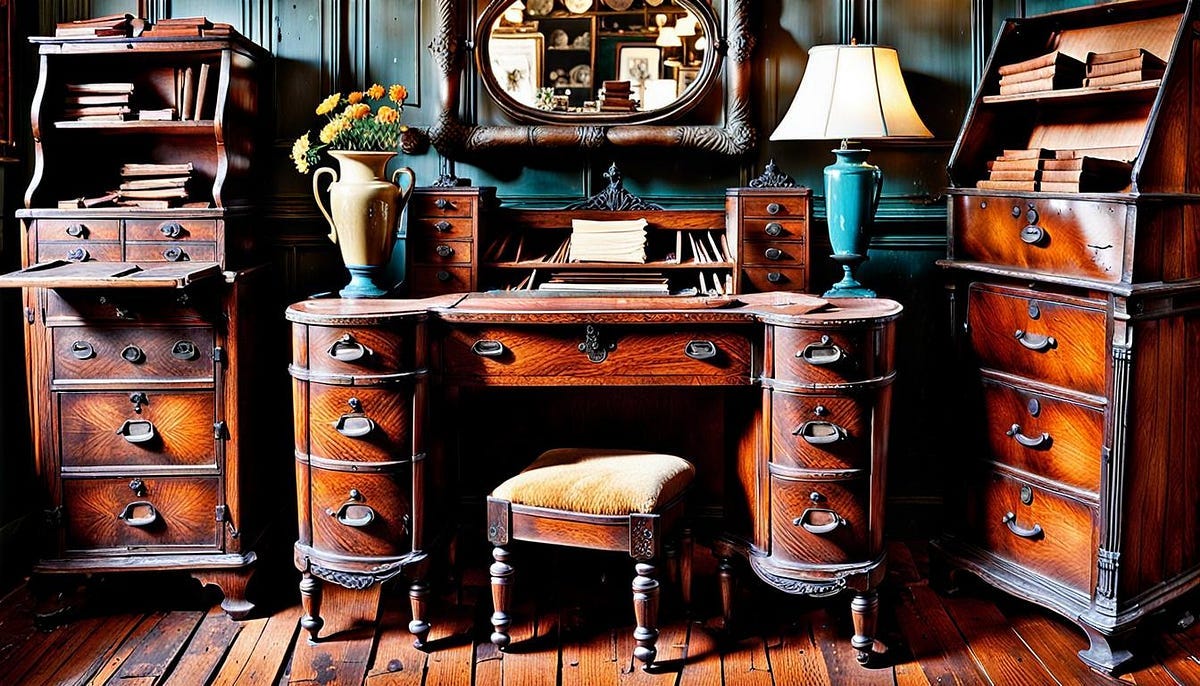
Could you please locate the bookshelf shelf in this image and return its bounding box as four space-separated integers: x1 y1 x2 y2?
979 79 1160 105
53 119 215 132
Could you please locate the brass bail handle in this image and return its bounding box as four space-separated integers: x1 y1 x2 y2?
312 166 340 244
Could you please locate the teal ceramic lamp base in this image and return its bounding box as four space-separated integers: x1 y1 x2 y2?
340 265 389 298
822 145 883 299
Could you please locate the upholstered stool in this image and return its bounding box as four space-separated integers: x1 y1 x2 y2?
486 448 695 669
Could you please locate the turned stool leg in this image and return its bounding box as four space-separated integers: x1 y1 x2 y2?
632 561 660 668
718 555 735 630
299 571 324 642
490 545 514 648
851 591 880 665
408 580 431 648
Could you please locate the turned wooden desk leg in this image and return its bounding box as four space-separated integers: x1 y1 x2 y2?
680 528 694 607
718 555 735 630
490 545 514 648
299 572 324 642
632 561 660 669
408 580 431 648
192 568 255 620
851 591 879 665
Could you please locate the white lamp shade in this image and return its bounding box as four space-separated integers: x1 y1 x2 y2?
674 15 698 37
770 44 933 141
656 26 681 47
642 79 677 110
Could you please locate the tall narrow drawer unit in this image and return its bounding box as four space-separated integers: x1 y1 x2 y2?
405 187 494 297
727 187 812 293
288 300 434 646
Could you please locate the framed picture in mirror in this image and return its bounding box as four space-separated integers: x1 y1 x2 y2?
489 34 544 108
616 44 661 84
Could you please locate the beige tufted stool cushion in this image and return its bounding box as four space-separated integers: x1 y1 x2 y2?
491 448 695 515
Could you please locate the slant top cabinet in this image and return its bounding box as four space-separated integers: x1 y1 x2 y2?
946 0 1200 288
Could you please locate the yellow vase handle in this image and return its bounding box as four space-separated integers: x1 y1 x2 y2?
392 167 416 207
312 166 339 244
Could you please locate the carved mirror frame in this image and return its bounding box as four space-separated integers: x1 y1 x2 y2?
428 0 755 158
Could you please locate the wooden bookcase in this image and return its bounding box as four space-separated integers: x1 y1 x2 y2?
0 32 272 619
938 0 1200 673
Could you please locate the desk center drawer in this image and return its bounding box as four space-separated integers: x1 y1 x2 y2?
441 325 754 384
59 391 217 469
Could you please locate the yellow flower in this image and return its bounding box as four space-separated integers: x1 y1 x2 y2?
366 83 385 100
290 134 311 173
344 103 371 120
388 84 408 104
347 91 364 104
315 93 341 116
319 117 349 144
375 106 400 124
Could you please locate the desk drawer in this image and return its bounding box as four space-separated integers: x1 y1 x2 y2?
407 237 471 264
971 470 1096 595
441 325 754 384
774 325 894 386
46 291 212 324
967 283 1107 395
981 376 1103 495
302 325 416 377
407 265 471 296
769 470 872 565
307 383 413 463
742 240 806 267
59 391 216 469
53 326 214 383
125 241 218 263
771 390 885 471
742 218 806 241
408 217 475 240
952 194 1127 283
125 219 218 242
36 241 122 263
741 196 808 219
33 218 120 242
309 464 412 558
410 192 476 218
63 476 220 552
742 267 808 293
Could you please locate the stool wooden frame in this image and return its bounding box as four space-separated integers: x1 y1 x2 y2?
486 492 692 669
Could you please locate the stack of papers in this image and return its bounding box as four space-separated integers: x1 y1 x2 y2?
568 218 648 263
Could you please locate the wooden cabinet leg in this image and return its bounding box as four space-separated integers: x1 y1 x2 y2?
680 528 694 607
299 572 324 643
490 545 514 648
718 556 735 631
850 591 880 665
408 580 431 648
191 567 255 620
632 561 660 668
1078 623 1135 675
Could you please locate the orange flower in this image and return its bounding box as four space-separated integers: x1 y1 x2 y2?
375 106 400 124
344 103 371 120
366 83 385 100
388 84 408 104
347 91 364 104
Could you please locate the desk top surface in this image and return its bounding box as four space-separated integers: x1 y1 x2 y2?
286 292 902 327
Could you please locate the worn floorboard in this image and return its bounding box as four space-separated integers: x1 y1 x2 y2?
1 543 1198 685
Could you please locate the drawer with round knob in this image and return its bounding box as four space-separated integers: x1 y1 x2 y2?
768 467 873 566
125 241 218 263
771 389 888 471
58 390 217 470
742 218 807 241
33 218 120 242
740 196 809 220
410 193 477 218
409 216 476 240
408 237 471 264
742 240 806 267
52 326 214 383
62 476 220 552
35 241 122 263
407 265 472 296
306 383 414 463
308 463 413 558
124 219 218 242
741 267 807 292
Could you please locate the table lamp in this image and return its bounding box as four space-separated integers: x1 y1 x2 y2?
770 42 932 297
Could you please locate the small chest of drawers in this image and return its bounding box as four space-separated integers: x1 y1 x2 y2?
405 187 493 296
726 187 812 293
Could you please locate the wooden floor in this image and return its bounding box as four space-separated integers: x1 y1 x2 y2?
4 541 1200 685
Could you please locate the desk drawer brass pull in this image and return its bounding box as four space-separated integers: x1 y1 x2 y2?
171 340 199 360
1006 423 1051 449
159 221 184 239
797 335 846 366
331 502 376 527
684 340 717 360
326 333 373 362
65 223 88 238
434 220 452 232
793 508 847 535
765 222 783 237
1020 224 1046 245
471 339 506 357
334 398 376 438
793 420 849 445
116 419 157 444
1013 329 1056 352
117 501 159 527
71 340 96 360
121 345 145 363
435 244 455 258
1001 511 1043 539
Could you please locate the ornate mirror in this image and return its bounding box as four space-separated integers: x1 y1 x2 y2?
429 0 754 157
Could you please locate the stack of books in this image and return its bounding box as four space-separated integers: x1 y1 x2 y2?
1083 48 1165 88
567 218 648 263
62 82 133 121
599 80 636 112
116 162 195 208
996 50 1084 95
977 148 1132 192
55 13 145 38
538 271 670 294
142 16 213 38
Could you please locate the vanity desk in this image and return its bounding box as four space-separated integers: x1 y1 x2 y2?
288 291 900 661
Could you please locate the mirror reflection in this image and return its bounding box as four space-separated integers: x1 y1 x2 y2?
485 0 710 116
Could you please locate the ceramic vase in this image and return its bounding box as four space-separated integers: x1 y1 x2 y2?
313 150 415 298
823 147 883 298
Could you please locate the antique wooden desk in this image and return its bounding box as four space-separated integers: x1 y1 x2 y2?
288 292 900 661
